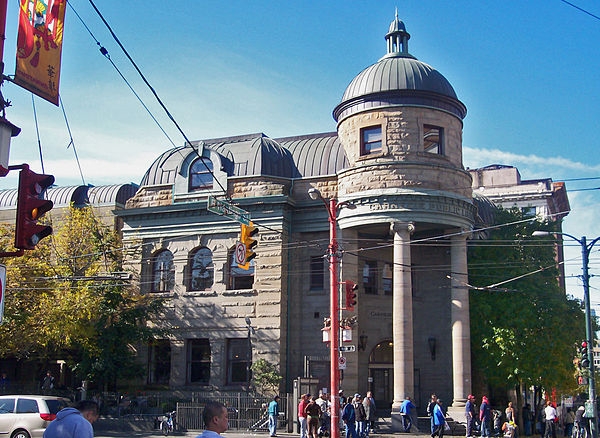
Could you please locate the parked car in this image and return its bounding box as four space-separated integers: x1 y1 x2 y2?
0 395 70 438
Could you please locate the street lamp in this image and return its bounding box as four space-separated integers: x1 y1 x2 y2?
308 188 354 438
533 230 599 438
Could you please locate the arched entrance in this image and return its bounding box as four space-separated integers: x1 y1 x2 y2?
368 340 394 408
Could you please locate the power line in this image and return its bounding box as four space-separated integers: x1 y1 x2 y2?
559 0 600 21
86 0 228 198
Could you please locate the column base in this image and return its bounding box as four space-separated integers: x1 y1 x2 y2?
446 406 467 426
391 408 404 433
452 398 467 408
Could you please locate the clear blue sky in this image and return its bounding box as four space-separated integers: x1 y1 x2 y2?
1 1 599 303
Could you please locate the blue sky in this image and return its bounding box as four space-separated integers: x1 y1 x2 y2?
0 1 599 303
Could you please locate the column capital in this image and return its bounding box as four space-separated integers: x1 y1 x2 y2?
390 222 415 235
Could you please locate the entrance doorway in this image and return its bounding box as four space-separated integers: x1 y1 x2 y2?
368 341 393 408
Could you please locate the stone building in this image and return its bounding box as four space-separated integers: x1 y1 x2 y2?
117 14 475 415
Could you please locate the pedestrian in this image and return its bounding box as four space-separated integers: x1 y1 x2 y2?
299 394 310 438
544 401 558 438
400 396 416 433
339 390 346 431
41 370 55 394
564 408 575 438
466 395 477 438
480 396 492 438
196 401 229 438
306 396 322 438
506 402 516 424
0 372 9 393
522 404 532 436
316 393 329 436
353 394 367 438
269 395 280 437
432 399 447 438
43 400 99 438
494 410 503 437
342 396 357 438
363 391 377 436
428 394 439 435
503 421 518 438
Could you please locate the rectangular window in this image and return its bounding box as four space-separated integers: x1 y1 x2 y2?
0 398 15 413
16 399 38 413
521 206 536 217
363 260 378 294
310 256 325 291
188 339 211 384
423 125 444 154
148 339 171 385
360 126 382 155
382 263 393 296
227 338 251 384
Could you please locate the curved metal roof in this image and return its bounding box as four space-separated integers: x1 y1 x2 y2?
47 185 89 207
276 132 349 177
341 57 458 102
88 184 139 206
0 189 18 208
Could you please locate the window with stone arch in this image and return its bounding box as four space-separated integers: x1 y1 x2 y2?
189 157 214 191
227 246 255 290
152 249 175 292
187 247 214 291
369 340 393 364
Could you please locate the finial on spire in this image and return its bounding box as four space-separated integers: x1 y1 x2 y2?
395 7 398 20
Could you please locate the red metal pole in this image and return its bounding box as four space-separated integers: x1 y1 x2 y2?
329 198 340 438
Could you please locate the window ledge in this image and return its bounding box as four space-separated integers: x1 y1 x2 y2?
357 152 386 161
149 291 176 298
223 289 257 296
183 291 218 297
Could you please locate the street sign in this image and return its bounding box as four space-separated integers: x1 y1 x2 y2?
235 242 247 265
0 264 6 324
339 345 356 352
207 196 251 225
338 356 347 370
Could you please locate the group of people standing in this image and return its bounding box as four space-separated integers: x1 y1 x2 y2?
465 395 524 438
298 391 376 438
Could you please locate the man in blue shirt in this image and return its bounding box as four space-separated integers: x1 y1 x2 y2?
400 397 417 432
196 401 229 438
465 395 476 438
268 396 280 437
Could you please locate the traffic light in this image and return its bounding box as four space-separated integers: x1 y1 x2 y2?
240 221 258 263
15 166 54 250
581 341 590 368
345 281 358 311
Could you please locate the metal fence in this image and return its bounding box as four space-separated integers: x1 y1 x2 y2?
177 393 288 431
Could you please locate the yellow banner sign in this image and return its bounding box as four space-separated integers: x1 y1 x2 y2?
14 0 66 106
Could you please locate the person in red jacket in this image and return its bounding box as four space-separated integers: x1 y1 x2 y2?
299 394 310 438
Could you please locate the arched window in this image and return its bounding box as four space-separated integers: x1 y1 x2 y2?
369 340 393 364
227 247 254 290
188 247 214 291
152 250 175 292
189 158 213 191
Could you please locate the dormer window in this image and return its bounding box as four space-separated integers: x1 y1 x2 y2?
189 158 214 191
360 126 382 156
423 125 444 154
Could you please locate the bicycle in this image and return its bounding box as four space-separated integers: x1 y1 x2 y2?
159 410 176 436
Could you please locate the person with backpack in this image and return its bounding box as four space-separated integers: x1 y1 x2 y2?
342 397 357 438
428 394 439 434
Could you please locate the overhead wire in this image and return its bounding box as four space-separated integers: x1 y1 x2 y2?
85 0 228 198
59 95 86 185
30 95 44 173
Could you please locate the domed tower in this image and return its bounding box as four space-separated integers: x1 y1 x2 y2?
333 13 474 418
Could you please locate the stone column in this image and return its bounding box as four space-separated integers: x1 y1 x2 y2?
451 233 471 407
390 222 415 412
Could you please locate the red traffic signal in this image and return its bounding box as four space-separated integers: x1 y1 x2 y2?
15 165 54 250
345 281 358 311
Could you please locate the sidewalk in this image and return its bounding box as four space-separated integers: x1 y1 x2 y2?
96 431 429 438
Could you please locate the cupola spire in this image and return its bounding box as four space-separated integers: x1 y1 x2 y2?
384 10 413 59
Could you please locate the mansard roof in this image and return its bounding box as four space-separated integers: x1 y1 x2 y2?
139 132 350 188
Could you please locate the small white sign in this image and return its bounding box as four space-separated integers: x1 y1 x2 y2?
338 356 347 370
234 242 247 265
0 264 6 325
339 345 356 352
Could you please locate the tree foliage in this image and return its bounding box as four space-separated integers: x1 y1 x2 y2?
469 208 585 396
251 358 282 395
0 206 164 390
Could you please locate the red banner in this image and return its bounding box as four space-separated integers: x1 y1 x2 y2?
14 0 66 106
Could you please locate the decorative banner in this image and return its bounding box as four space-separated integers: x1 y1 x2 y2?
0 264 6 325
14 0 67 106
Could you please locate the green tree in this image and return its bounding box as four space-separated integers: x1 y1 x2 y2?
251 359 282 395
469 208 585 401
0 206 164 390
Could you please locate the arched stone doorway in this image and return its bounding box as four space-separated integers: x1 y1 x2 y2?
368 340 394 408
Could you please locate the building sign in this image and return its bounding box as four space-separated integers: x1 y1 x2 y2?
14 0 67 106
